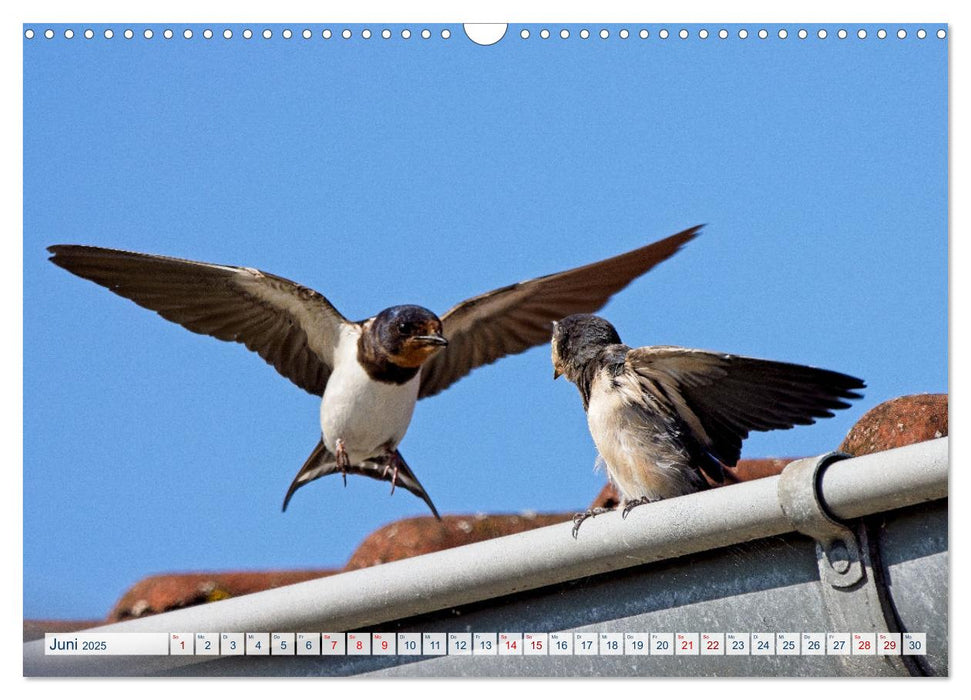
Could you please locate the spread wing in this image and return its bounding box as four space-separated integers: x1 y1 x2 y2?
47 245 350 396
626 346 865 467
418 226 701 399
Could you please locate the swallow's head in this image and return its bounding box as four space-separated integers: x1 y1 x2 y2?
551 314 622 382
370 305 448 368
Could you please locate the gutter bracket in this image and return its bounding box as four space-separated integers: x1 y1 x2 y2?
779 452 913 675
778 452 862 588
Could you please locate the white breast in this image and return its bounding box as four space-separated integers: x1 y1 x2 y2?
320 325 420 464
586 370 694 502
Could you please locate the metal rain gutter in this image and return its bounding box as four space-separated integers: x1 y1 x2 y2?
24 437 948 676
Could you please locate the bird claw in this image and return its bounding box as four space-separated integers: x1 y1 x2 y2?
384 452 401 496
621 497 652 519
571 507 613 539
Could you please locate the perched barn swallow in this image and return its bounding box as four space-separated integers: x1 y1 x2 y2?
551 314 865 537
47 226 699 518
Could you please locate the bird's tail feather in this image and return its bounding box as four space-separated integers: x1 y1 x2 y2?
282 440 441 519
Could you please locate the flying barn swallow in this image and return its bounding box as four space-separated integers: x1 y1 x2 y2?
551 314 865 537
47 226 699 518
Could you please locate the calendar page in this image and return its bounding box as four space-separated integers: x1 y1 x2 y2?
21 7 948 679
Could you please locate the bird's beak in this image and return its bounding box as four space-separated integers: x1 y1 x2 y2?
553 368 562 380
415 334 449 347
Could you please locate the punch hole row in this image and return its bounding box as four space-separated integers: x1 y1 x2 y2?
24 26 947 42
23 27 453 41
517 27 945 41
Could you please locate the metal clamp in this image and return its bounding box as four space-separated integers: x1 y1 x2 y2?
778 452 917 675
778 452 862 588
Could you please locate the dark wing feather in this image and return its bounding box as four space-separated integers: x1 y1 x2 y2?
627 346 865 467
282 441 440 519
47 245 349 395
418 226 701 399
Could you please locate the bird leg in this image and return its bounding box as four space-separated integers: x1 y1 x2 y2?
335 438 350 486
621 496 654 519
571 507 614 539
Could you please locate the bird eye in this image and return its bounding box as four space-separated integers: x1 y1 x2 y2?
398 322 413 334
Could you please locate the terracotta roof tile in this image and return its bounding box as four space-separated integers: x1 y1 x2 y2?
108 570 338 622
344 513 572 571
840 393 947 456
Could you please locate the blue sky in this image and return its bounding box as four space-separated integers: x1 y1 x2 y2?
23 23 947 620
